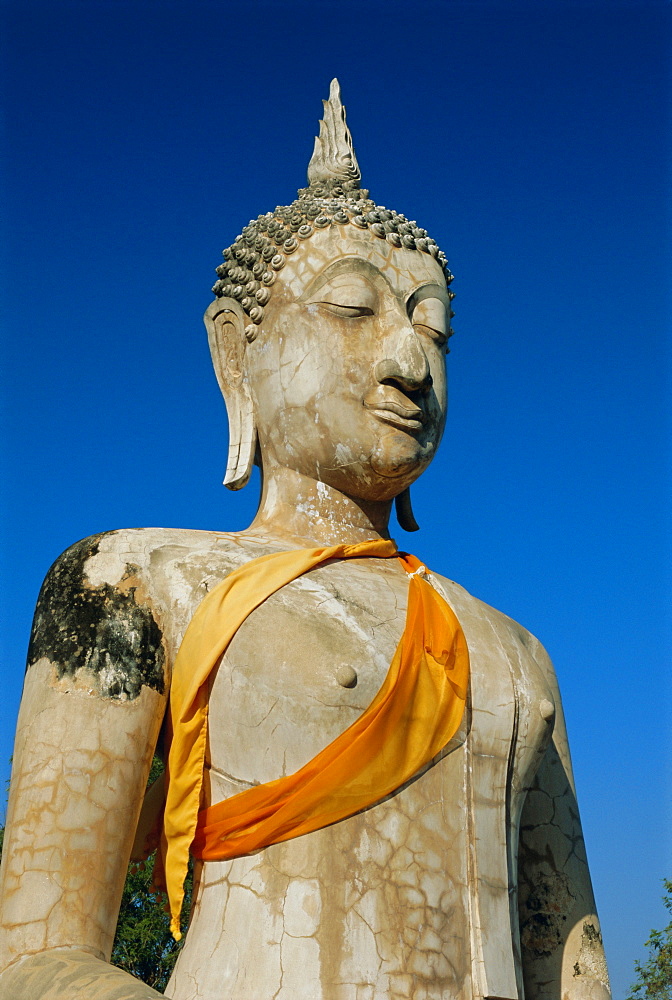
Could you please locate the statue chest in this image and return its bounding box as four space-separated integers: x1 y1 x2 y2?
205 557 416 789
203 562 553 802
176 561 556 1000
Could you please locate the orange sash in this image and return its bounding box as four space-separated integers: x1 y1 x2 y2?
161 539 469 940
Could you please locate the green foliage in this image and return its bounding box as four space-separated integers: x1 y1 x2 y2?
110 756 193 993
110 855 192 992
626 880 672 1000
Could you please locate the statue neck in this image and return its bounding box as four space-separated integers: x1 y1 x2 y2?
248 467 393 547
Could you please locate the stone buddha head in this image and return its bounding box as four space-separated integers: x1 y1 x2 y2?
204 80 454 530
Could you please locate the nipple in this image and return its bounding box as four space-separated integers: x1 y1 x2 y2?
335 664 358 688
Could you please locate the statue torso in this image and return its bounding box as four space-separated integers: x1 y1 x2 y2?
90 527 557 1000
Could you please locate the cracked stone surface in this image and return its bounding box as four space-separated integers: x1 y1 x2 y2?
0 528 611 999
0 223 610 999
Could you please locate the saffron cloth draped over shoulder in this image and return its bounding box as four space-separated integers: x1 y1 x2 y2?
159 538 470 939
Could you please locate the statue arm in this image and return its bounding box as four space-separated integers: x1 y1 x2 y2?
0 534 168 998
517 641 611 1000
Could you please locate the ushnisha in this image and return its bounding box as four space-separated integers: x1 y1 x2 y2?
212 80 454 351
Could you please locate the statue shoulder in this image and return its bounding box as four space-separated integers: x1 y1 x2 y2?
432 572 556 676
27 528 173 701
27 527 261 701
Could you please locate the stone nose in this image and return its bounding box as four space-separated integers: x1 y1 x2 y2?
374 330 432 393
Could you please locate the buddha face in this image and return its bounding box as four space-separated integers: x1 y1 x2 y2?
244 226 449 503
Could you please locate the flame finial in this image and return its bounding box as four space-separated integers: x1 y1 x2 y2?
306 79 361 191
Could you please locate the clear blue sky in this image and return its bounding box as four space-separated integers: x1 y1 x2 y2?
1 2 669 997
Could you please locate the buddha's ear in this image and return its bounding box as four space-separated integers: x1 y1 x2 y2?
204 299 257 490
395 487 420 531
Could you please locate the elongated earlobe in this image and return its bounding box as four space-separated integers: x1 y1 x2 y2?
223 384 255 490
395 487 420 532
204 301 257 491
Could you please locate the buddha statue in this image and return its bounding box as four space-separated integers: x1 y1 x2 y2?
0 81 611 1000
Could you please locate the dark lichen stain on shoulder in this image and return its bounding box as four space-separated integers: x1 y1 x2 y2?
27 532 165 700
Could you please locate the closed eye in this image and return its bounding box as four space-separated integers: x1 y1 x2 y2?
413 322 449 350
413 324 450 354
411 295 449 352
317 302 375 318
306 272 378 316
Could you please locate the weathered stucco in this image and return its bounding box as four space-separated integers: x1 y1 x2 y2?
28 532 165 700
